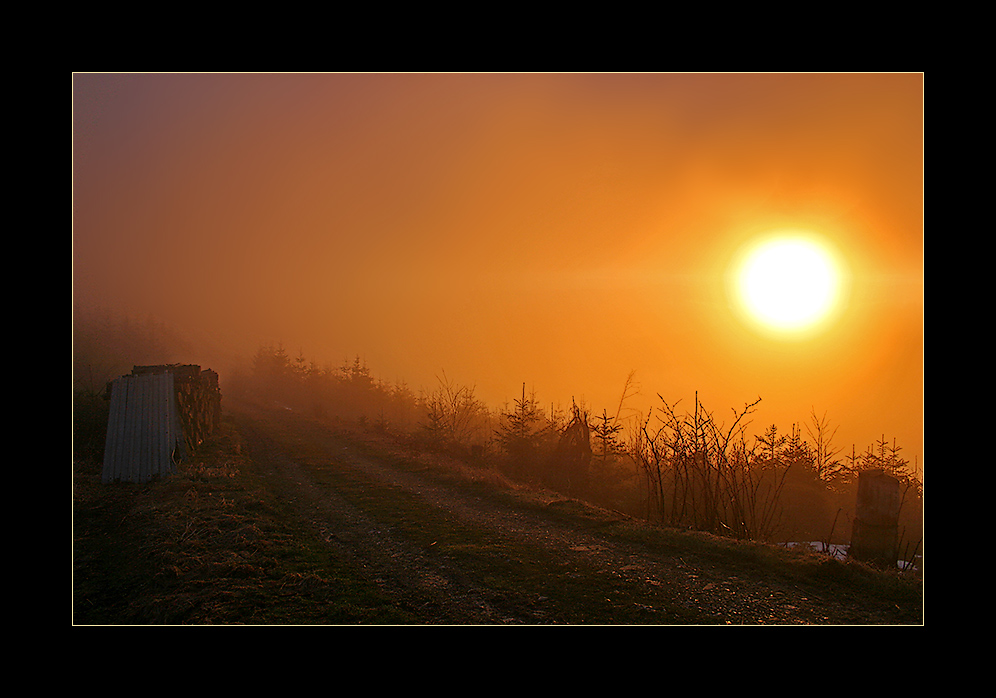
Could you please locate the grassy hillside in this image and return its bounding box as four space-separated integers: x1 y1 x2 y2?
73 408 922 625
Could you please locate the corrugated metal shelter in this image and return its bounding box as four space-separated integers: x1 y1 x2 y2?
101 371 186 484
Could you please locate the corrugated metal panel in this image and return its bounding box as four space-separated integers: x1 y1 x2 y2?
101 372 186 484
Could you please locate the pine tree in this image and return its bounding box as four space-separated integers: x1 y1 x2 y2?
592 408 625 465
495 383 548 476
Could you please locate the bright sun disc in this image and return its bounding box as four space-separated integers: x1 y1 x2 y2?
734 234 842 334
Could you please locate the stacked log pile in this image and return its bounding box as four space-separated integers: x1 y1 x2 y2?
131 364 222 454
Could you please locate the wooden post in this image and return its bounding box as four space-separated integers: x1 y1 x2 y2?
849 469 901 567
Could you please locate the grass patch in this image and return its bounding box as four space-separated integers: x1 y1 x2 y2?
300 418 923 623
73 417 415 625
74 407 922 625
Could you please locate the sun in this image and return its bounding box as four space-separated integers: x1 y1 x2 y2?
731 232 845 336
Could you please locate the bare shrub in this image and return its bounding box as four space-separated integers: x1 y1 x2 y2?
418 372 492 454
630 393 789 541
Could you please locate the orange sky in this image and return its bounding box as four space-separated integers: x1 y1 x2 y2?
72 73 923 469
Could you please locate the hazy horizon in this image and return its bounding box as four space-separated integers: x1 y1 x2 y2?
72 73 923 469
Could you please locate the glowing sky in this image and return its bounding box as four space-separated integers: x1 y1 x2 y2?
72 73 923 467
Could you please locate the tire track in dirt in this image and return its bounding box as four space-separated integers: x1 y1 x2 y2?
232 402 919 624
236 412 516 623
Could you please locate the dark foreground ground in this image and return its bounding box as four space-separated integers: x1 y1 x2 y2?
73 402 923 625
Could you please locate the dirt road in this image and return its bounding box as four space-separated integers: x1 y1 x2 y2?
231 401 922 625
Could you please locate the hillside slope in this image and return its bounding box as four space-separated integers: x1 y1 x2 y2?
73 401 923 625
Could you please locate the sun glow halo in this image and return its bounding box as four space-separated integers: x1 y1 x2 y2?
732 233 844 336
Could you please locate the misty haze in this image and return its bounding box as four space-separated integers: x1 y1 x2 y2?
73 73 923 625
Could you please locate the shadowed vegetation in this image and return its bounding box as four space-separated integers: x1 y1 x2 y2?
73 314 921 561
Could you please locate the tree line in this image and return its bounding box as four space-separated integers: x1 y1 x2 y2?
231 345 922 549
71 303 921 552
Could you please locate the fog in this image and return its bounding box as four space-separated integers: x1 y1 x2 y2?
72 73 923 468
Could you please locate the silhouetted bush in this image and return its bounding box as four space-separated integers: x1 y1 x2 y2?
234 345 921 550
